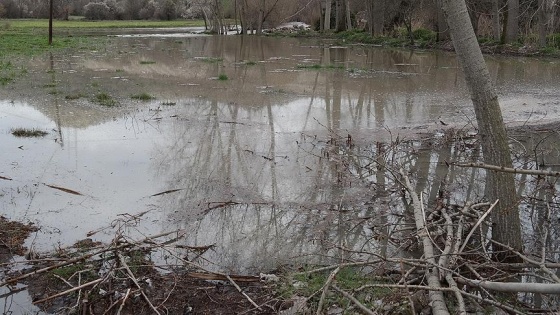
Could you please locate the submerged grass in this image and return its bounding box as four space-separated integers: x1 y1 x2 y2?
11 128 48 137
131 93 155 101
297 64 344 70
94 93 116 107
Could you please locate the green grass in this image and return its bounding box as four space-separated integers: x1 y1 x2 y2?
139 60 156 65
218 74 229 80
195 56 223 63
278 266 395 311
11 128 48 137
131 92 155 101
94 92 116 106
2 19 205 30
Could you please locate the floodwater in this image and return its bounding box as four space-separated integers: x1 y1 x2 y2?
2 31 560 312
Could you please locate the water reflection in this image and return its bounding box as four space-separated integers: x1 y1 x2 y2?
1 35 560 277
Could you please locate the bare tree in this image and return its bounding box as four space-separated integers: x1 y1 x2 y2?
504 0 519 43
440 0 523 260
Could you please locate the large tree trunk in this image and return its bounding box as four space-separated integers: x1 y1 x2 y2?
504 0 519 43
324 0 332 30
440 0 522 260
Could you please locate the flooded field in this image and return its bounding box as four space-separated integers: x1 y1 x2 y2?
2 32 560 313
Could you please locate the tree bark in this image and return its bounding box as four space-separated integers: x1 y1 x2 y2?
440 0 522 260
436 0 450 41
324 0 332 30
491 0 501 41
504 0 519 43
372 0 385 36
345 0 352 30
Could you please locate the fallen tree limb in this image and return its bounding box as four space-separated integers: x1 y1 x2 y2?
459 279 560 294
453 162 560 177
400 169 450 315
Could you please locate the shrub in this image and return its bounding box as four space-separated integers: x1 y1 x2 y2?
547 33 560 49
413 28 436 42
83 2 114 20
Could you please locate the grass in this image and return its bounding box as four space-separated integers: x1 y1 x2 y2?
278 266 395 311
218 74 229 81
131 93 155 101
11 128 48 137
139 60 156 65
2 19 205 30
94 93 116 107
195 57 223 63
161 101 177 106
296 64 344 70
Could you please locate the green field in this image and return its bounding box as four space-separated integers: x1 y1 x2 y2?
1 19 205 30
0 19 206 57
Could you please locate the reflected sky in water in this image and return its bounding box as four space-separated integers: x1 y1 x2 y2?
1 35 560 275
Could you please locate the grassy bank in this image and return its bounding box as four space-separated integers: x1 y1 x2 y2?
1 19 205 30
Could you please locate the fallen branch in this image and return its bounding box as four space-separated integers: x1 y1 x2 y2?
453 162 560 177
459 279 560 294
316 267 340 315
225 274 262 311
117 253 161 315
400 169 450 315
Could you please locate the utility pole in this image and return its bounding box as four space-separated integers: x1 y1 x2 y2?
49 0 53 45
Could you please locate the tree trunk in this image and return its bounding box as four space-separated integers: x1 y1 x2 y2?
504 0 519 43
365 0 374 35
256 0 264 35
324 0 332 30
345 0 352 30
436 0 450 41
372 0 385 36
491 0 500 41
440 0 522 260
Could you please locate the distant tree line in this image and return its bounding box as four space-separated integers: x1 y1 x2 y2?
0 0 558 46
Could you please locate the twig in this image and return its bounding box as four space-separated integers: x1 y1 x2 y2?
116 288 132 315
332 285 376 315
33 278 103 304
117 253 161 315
0 229 184 287
459 200 498 254
316 266 340 315
225 274 261 310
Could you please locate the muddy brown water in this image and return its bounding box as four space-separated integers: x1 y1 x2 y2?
2 31 560 313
